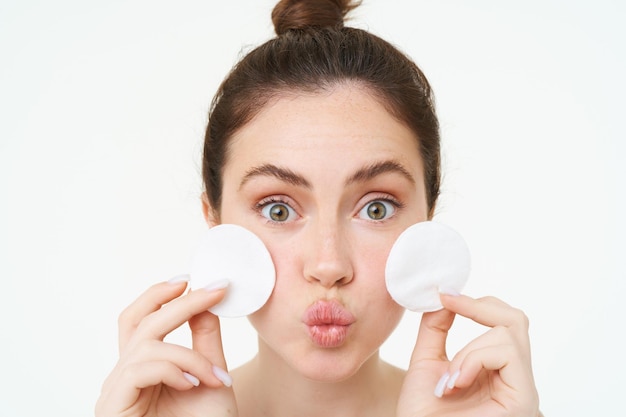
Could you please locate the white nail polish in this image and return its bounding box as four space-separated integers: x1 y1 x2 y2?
183 371 200 386
168 274 190 284
438 286 461 296
434 372 450 398
203 279 230 292
212 365 233 387
447 370 460 389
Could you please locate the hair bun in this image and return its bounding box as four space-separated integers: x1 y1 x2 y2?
271 0 361 36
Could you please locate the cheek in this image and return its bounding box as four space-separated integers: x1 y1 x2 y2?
262 234 300 282
245 235 303 321
352 231 405 310
355 243 405 333
353 230 395 277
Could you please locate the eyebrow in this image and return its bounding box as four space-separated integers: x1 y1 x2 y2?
239 164 312 190
345 160 416 186
239 160 415 190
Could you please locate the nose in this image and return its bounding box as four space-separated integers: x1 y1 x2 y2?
302 220 354 288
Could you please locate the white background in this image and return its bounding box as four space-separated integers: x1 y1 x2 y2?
1 0 624 416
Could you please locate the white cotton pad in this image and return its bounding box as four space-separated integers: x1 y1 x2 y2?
385 221 471 312
189 224 276 318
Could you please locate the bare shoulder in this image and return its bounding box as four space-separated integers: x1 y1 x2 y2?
230 358 256 393
228 359 258 417
380 360 407 396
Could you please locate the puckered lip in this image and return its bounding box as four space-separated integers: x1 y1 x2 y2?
302 299 356 326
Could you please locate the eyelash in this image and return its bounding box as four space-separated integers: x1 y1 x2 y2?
255 196 299 224
357 194 404 223
254 193 404 224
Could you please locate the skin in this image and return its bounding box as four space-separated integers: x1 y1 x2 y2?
95 84 541 417
215 84 427 417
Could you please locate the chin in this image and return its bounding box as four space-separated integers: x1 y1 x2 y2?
293 348 373 383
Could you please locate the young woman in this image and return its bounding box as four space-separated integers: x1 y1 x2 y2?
96 1 542 416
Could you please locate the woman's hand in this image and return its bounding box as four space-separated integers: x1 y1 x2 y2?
95 277 238 417
397 293 540 417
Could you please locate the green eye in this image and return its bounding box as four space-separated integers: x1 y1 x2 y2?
261 202 295 222
367 202 387 219
358 200 395 221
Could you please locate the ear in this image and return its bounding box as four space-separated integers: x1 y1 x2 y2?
201 192 220 227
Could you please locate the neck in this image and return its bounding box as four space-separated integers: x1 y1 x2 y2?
232 339 402 417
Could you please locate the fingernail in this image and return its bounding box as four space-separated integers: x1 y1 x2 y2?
434 372 450 398
212 365 233 387
202 279 230 292
168 274 190 284
439 286 461 296
447 369 460 389
183 371 200 386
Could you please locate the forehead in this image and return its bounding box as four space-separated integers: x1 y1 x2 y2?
225 84 423 180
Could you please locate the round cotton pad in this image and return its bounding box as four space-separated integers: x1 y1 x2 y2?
189 224 276 317
385 221 470 312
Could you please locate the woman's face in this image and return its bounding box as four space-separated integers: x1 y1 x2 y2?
213 84 429 381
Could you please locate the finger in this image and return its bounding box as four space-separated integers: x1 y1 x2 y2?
441 294 529 329
190 310 227 369
445 325 529 379
451 344 515 390
441 294 531 348
118 277 189 352
100 338 228 403
102 360 199 413
443 343 537 407
435 344 510 399
131 284 228 344
189 310 233 387
126 360 199 390
125 340 226 388
410 308 456 364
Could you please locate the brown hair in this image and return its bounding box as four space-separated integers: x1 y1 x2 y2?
203 0 440 218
